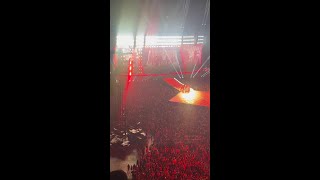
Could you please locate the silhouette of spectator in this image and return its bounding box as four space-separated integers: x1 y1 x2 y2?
110 170 128 180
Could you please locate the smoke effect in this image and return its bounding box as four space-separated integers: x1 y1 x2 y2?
110 149 139 173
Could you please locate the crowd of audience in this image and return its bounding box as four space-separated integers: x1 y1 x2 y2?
110 76 210 179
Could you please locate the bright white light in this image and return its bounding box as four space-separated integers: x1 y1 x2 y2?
135 36 144 47
181 88 197 102
116 35 133 39
157 41 181 43
153 36 182 38
182 39 195 42
117 35 203 39
116 35 134 48
158 43 181 45
157 40 181 43
157 38 181 40
116 35 204 47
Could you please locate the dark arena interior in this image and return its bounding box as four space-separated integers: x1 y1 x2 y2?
110 0 210 179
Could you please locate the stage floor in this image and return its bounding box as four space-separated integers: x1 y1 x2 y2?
164 77 210 107
169 89 210 107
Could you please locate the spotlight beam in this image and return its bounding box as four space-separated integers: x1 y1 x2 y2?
193 55 210 78
146 49 151 65
204 0 210 25
190 56 198 78
164 48 181 78
201 71 208 77
190 62 197 78
203 71 210 77
201 70 210 77
205 1 210 25
175 51 184 78
202 0 209 25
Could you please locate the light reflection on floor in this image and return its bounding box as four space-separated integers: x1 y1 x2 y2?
169 89 210 107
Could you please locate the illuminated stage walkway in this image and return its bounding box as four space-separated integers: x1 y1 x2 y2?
164 77 210 107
